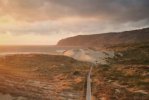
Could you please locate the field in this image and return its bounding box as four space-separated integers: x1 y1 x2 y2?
0 54 90 100
90 43 149 100
0 43 149 100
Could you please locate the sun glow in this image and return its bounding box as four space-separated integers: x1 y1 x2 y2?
0 32 56 45
0 16 16 25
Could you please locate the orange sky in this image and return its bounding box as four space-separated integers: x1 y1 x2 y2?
0 0 148 45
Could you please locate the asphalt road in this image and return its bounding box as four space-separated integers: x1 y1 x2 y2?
86 66 93 100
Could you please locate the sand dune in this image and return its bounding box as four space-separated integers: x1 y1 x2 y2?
63 49 114 64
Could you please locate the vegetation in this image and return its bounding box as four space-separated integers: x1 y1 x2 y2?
0 54 90 100
108 42 149 65
0 42 149 100
90 43 149 100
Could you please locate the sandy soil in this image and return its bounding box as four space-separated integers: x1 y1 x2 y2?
63 49 114 64
0 54 89 100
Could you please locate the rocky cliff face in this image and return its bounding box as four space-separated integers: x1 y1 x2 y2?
57 28 149 48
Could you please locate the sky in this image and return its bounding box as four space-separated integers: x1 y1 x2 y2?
0 0 149 45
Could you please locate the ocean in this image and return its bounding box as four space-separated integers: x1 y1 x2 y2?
0 45 82 55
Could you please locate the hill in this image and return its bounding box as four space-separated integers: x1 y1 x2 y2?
57 27 149 49
0 49 149 99
0 54 90 100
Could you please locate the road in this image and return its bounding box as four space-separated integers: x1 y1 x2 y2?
86 65 93 100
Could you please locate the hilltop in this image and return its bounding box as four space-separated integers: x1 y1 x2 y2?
57 27 149 49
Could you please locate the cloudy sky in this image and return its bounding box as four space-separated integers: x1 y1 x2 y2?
0 0 149 45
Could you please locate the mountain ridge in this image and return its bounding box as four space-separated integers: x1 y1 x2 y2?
57 27 149 49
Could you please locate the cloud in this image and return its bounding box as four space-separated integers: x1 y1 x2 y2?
0 0 148 23
0 0 149 45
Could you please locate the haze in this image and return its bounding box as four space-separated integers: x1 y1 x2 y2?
0 0 149 45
